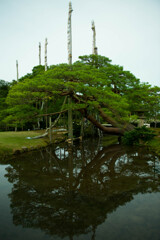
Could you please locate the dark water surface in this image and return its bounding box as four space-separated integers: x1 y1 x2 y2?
0 138 160 240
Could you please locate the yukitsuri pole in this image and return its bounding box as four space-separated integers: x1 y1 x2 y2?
67 2 73 144
91 21 98 55
38 42 41 128
68 2 73 65
39 42 41 65
14 64 18 128
16 60 19 81
44 38 48 71
44 39 48 128
92 21 101 137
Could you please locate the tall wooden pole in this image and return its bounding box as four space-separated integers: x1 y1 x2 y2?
16 60 19 81
15 60 18 132
92 21 101 138
91 21 98 55
67 2 73 144
39 42 41 65
45 38 48 71
41 39 48 128
68 2 73 65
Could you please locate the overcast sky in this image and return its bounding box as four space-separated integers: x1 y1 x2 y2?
0 0 160 86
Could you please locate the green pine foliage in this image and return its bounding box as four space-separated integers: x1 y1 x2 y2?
122 126 156 145
1 55 160 133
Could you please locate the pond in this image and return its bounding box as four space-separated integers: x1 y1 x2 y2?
0 137 160 240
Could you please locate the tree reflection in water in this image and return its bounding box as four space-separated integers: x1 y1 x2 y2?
5 139 160 239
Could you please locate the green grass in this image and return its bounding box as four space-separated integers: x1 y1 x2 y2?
0 130 48 157
1 128 159 160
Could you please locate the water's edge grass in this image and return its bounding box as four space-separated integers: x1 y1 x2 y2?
0 128 159 163
0 130 67 161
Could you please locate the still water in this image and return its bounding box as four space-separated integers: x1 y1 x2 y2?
0 138 160 240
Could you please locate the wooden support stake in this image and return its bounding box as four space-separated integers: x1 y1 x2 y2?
49 116 52 143
68 96 73 144
80 117 84 139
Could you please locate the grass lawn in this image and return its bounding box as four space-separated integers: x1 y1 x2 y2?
0 130 48 157
0 128 160 160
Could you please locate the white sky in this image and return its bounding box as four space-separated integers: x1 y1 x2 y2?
0 0 160 86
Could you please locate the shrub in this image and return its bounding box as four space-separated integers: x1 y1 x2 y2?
122 126 156 145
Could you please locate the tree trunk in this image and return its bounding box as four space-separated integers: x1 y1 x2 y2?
85 113 125 135
78 106 134 136
97 106 134 132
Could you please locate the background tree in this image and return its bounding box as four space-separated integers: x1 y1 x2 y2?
0 80 10 130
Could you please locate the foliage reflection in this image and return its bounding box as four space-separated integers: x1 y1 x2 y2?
5 139 160 239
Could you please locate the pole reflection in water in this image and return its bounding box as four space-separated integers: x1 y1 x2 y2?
3 138 160 240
